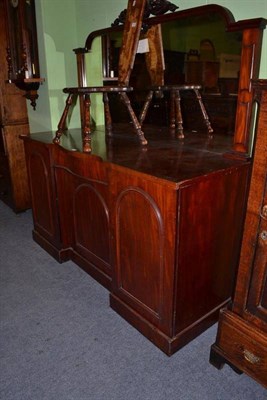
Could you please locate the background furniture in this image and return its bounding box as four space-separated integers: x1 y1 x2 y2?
210 79 267 388
0 0 30 212
4 0 43 109
181 92 237 135
0 0 43 212
185 60 220 93
185 38 220 93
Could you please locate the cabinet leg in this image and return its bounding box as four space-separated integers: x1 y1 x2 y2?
210 344 243 375
210 345 226 369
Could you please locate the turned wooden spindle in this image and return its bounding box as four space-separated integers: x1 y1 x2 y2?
82 94 92 153
53 93 75 144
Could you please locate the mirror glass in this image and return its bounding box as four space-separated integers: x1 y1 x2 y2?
97 13 242 135
89 11 243 135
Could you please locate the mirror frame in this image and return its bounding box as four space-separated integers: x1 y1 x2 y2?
74 4 266 158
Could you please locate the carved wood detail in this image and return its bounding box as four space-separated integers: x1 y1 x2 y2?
112 0 178 26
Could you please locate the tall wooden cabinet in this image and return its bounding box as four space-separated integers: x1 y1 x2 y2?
0 0 42 212
0 0 30 211
210 80 267 389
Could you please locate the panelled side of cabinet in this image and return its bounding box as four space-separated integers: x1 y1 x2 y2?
174 164 250 336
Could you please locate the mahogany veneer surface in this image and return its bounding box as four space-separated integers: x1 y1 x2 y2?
27 125 244 179
22 125 250 355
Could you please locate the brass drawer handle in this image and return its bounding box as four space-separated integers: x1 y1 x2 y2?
243 349 260 364
260 231 267 241
260 205 267 220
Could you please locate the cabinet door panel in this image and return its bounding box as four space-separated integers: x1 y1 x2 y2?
55 165 111 277
116 187 164 316
110 167 177 334
25 141 60 246
73 182 110 269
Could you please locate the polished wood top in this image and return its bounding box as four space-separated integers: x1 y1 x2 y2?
25 124 249 183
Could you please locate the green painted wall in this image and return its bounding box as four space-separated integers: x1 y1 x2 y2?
28 0 267 133
28 0 80 132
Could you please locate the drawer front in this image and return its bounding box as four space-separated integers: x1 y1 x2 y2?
216 310 267 388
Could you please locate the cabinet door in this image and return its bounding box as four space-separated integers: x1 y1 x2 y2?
24 139 62 253
54 146 111 288
109 165 177 336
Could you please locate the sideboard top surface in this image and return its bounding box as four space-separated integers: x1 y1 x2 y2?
25 125 249 184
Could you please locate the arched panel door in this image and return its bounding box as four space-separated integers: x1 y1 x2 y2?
73 183 110 271
26 144 60 248
115 187 164 319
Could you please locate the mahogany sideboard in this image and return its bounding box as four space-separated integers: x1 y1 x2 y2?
22 127 250 355
210 81 267 388
19 2 267 356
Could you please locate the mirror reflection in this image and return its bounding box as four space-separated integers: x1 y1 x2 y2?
100 12 242 134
